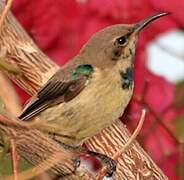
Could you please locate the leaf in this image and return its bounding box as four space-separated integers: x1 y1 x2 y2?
174 81 184 108
173 116 184 141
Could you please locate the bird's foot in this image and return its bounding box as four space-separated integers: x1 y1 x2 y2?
52 138 117 177
104 157 117 177
72 156 81 170
87 150 117 177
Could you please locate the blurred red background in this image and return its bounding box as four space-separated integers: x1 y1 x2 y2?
10 0 184 179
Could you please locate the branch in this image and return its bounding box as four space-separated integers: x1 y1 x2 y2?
10 138 19 180
0 1 168 179
0 113 93 180
0 0 13 31
0 72 22 116
95 109 146 179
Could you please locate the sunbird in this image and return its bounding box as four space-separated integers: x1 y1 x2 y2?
19 12 169 176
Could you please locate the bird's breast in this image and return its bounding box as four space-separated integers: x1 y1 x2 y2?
41 67 133 145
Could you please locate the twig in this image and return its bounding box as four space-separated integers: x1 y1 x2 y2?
10 138 19 180
5 151 71 180
114 109 146 159
95 109 146 179
0 113 27 127
0 113 90 180
0 0 13 31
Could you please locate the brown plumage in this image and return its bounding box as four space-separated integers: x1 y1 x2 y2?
19 12 169 146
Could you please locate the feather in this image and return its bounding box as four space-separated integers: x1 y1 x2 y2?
19 65 93 121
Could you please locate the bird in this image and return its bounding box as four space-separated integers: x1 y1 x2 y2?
19 12 169 176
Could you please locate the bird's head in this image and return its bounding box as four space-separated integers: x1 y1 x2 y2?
79 12 170 68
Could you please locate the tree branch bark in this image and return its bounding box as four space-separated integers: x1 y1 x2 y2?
0 113 93 180
0 2 92 179
0 1 168 179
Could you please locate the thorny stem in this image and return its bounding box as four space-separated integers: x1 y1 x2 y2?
95 109 146 179
10 138 19 180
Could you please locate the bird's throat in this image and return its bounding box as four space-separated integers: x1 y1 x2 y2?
116 58 133 90
120 67 133 89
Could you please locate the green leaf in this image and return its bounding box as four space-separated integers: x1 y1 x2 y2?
173 116 184 141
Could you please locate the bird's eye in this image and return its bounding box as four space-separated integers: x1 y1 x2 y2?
116 36 128 46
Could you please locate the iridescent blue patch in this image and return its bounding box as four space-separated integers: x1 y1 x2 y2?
71 64 93 80
120 67 133 89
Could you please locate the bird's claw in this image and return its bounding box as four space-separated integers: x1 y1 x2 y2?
72 156 81 171
105 157 117 177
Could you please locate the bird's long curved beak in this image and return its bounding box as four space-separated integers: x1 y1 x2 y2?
134 12 170 33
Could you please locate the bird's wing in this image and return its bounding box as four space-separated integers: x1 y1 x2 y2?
19 73 88 121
